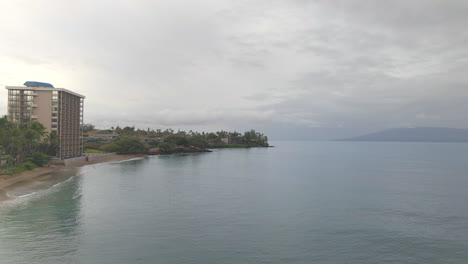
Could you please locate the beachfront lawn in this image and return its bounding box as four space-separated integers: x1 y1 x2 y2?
84 148 105 154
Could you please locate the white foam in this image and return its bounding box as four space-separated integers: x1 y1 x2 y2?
51 175 76 188
10 192 37 199
110 157 146 164
0 175 77 207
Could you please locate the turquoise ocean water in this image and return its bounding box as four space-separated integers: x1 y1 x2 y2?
1 141 468 263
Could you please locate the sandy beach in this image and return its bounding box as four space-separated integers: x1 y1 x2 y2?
0 154 146 202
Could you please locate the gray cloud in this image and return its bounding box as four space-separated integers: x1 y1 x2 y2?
1 0 467 139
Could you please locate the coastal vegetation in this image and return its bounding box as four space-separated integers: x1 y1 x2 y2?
0 115 269 174
0 116 55 174
84 125 269 154
100 136 149 154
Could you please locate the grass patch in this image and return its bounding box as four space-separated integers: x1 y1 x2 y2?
84 148 105 154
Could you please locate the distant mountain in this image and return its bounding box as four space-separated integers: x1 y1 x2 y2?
337 127 468 142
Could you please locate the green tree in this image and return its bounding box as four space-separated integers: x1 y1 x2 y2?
112 137 148 154
81 123 95 133
25 152 51 166
164 135 190 147
0 117 55 169
157 142 173 154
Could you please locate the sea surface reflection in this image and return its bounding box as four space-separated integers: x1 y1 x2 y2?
1 142 468 263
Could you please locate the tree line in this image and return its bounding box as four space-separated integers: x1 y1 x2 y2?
86 125 269 154
0 116 270 173
0 116 56 173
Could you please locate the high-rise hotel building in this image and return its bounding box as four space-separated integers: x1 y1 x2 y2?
6 81 85 159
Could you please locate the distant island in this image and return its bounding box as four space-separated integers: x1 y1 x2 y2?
337 127 468 143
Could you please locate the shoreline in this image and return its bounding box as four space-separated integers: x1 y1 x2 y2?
0 154 146 202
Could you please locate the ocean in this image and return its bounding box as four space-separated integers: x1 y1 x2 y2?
1 141 468 263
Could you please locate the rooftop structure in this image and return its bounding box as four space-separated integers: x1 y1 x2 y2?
6 82 85 159
24 81 54 88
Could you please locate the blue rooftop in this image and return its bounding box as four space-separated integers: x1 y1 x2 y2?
24 81 54 88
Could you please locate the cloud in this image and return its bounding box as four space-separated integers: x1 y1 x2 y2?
1 0 468 138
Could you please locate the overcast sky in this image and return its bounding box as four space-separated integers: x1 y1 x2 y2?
1 0 467 139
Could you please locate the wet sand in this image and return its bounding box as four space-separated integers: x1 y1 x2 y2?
0 154 146 202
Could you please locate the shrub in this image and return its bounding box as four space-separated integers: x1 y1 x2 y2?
188 137 208 148
157 142 173 154
164 135 190 147
26 152 51 166
175 137 189 147
100 143 118 152
113 137 148 154
22 161 37 170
